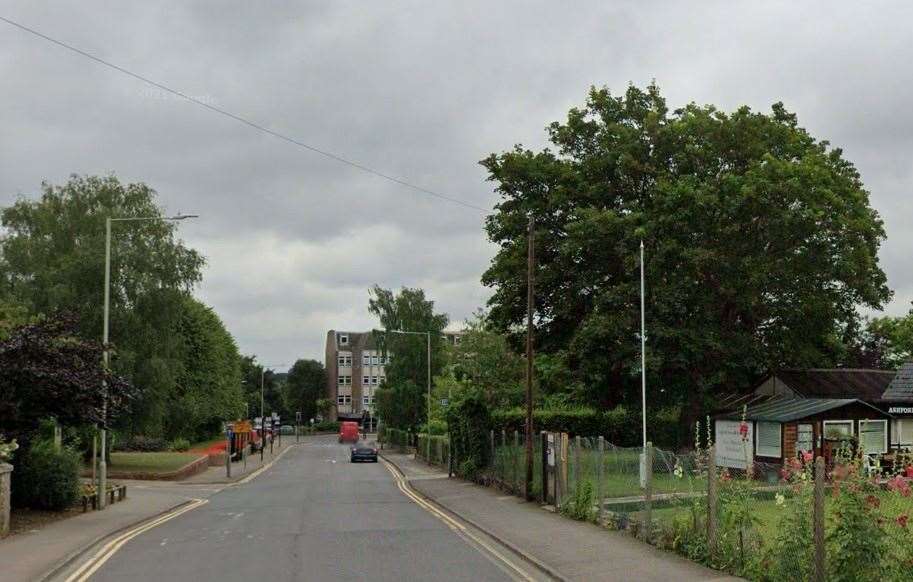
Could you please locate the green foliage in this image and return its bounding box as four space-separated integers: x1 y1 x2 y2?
11 439 81 510
0 434 19 462
240 356 285 420
283 359 326 423
168 437 191 452
168 296 244 439
826 458 888 582
115 435 168 452
311 420 340 432
491 406 641 446
562 479 596 522
449 310 524 408
375 380 425 432
446 393 491 480
481 83 890 428
0 175 206 439
369 285 448 426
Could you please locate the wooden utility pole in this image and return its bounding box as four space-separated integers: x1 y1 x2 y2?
525 216 535 501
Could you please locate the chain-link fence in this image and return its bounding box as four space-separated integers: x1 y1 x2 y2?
382 427 412 451
488 429 543 499
416 434 450 468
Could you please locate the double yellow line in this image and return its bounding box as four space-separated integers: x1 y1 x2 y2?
380 459 538 582
63 498 208 582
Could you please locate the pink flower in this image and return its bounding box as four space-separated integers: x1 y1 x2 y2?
897 514 909 529
802 451 813 463
887 475 912 497
866 494 881 509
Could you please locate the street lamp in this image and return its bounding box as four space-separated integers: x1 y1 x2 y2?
258 363 287 461
99 214 197 509
374 328 432 461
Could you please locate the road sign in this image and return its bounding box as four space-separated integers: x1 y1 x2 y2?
440 398 449 407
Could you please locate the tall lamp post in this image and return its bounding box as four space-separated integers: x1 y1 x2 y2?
99 213 197 509
375 329 432 460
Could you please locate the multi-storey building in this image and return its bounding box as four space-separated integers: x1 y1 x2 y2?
324 329 465 422
324 330 389 422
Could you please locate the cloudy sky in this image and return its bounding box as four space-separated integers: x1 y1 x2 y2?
2 2 912 368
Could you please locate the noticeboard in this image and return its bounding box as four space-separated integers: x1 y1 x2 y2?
715 420 754 469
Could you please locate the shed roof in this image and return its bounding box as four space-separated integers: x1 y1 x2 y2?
718 397 892 423
882 362 913 401
773 369 894 401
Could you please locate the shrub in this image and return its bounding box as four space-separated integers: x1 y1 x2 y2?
12 439 81 510
562 479 596 522
491 405 640 445
169 437 191 452
447 393 491 480
115 435 167 452
312 420 340 432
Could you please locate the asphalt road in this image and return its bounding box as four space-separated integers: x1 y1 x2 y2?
87 435 516 582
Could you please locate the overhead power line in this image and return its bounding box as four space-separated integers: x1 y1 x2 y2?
0 15 490 213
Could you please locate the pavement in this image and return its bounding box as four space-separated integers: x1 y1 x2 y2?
381 451 741 582
0 481 220 582
52 435 531 581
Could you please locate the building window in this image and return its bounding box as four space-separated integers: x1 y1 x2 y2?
338 353 352 366
860 419 888 454
338 375 351 385
371 376 378 384
363 353 370 365
895 419 913 448
755 422 781 458
363 375 370 385
823 420 854 439
371 355 379 365
796 424 813 453
339 334 348 346
337 394 351 405
363 396 370 405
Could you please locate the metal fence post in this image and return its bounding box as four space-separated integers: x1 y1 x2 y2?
814 456 826 582
540 431 548 504
501 429 507 482
514 430 520 494
642 442 653 542
490 429 495 471
597 436 605 523
708 445 718 556
574 435 581 494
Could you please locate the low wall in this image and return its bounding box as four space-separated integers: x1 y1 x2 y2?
106 455 209 481
0 463 11 537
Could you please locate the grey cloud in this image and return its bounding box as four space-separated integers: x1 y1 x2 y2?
3 1 913 364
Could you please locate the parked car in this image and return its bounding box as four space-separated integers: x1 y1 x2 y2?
280 424 294 435
339 421 360 443
350 443 378 463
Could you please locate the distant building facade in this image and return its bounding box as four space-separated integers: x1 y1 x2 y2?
324 329 466 421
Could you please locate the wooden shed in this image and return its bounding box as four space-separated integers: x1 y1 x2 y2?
715 397 894 470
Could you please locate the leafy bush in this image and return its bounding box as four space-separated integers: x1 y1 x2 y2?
12 439 81 510
169 437 191 452
311 420 340 432
562 479 596 522
447 393 491 480
115 435 167 452
0 434 18 462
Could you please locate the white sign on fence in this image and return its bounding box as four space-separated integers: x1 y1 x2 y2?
715 420 754 469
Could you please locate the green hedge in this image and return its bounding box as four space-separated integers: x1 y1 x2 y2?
490 405 681 448
12 439 81 510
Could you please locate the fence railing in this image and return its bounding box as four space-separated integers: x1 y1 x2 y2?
382 427 412 451
416 434 450 468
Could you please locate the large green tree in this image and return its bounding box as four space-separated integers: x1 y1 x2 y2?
167 296 245 439
481 83 891 429
0 175 205 436
240 356 285 421
369 285 448 429
449 311 524 409
283 359 326 423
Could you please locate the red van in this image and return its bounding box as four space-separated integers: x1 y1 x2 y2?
339 421 360 444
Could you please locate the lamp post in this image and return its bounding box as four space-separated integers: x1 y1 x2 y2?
375 329 432 460
99 213 197 509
